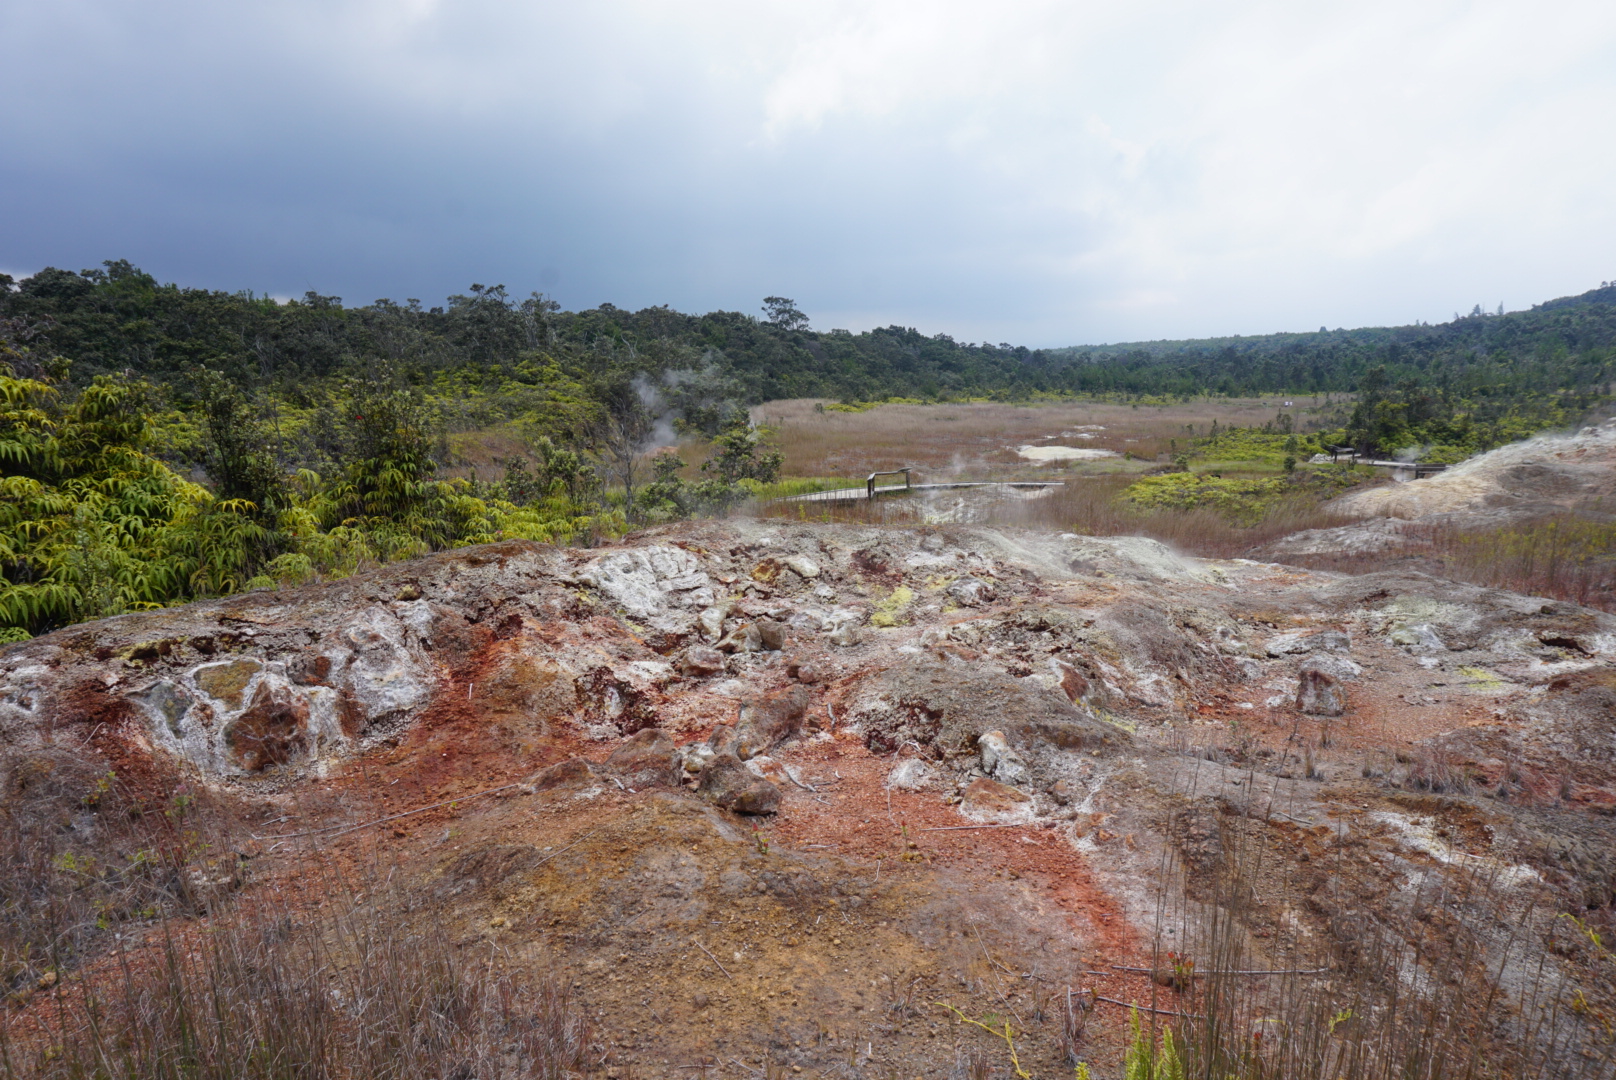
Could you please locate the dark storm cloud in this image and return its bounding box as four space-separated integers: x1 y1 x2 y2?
4 1 1616 344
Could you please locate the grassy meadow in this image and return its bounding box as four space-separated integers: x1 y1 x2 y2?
749 396 1373 556
751 396 1347 480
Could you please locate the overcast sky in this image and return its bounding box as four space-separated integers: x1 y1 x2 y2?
3 1 1615 346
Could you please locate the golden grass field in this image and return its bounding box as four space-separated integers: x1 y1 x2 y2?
751 396 1345 481
749 396 1361 558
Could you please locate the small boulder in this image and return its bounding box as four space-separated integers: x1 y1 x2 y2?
789 662 819 684
744 754 791 785
680 645 727 677
1313 630 1352 652
1264 631 1315 657
676 741 716 782
784 555 821 579
1054 662 1092 706
716 622 764 654
1303 654 1362 681
605 728 677 788
736 685 812 758
978 730 1030 785
707 724 741 756
697 752 781 814
886 758 935 790
697 602 733 642
1296 668 1347 716
946 576 995 607
1268 628 1352 657
756 619 787 651
527 757 599 791
959 777 1034 824
1388 622 1445 652
1048 778 1076 805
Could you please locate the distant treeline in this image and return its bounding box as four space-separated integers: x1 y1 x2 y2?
0 260 1613 637
6 262 1616 409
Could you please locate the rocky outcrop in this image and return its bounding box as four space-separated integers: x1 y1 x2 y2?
1329 419 1616 523
695 752 780 814
2 520 1612 824
604 727 678 788
1296 667 1347 716
844 661 1131 761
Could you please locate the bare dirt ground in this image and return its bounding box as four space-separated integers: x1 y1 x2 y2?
4 508 1616 1076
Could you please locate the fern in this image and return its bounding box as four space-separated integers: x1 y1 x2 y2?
0 350 632 637
1125 1008 1186 1080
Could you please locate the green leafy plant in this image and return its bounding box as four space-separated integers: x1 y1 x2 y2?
1125 1008 1184 1080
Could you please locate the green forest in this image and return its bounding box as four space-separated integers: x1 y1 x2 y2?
1 260 1613 639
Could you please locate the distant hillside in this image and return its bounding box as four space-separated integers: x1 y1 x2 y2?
2 262 1612 453
1047 286 1616 399
1 260 1613 638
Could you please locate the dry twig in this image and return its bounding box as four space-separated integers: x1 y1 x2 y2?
696 941 733 980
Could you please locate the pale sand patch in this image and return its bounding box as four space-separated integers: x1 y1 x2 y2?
1016 445 1120 462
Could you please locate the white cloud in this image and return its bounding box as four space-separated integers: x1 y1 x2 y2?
3 0 1615 343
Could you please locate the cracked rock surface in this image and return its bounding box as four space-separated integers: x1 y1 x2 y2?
5 518 1616 1073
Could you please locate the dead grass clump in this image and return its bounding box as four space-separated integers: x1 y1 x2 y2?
1146 802 1616 1080
1400 749 1475 796
1057 986 1097 1064
883 970 923 1019
0 750 244 1000
1283 515 1616 614
949 1046 992 1080
2 893 593 1080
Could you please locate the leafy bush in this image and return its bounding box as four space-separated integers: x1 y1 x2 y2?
0 343 628 637
1123 467 1369 526
1192 427 1323 465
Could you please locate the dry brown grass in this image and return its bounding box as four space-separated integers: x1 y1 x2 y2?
441 428 533 482
752 397 1345 481
1280 515 1616 613
0 749 245 1002
1142 791 1616 1080
2 886 592 1080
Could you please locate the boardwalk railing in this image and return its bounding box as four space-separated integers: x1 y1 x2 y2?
866 469 912 499
769 476 1065 505
1326 446 1448 478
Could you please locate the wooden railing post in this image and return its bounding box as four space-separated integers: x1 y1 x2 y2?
866 468 914 500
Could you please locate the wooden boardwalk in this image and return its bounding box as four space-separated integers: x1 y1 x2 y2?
1325 447 1448 477
773 480 1065 505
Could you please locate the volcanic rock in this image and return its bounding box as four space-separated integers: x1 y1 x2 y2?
696 752 781 814
1296 668 1347 716
680 645 727 677
605 727 677 788
959 777 1034 823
